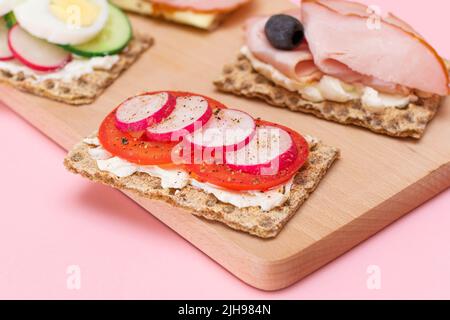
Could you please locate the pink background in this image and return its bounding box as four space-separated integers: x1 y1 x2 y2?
1 0 450 299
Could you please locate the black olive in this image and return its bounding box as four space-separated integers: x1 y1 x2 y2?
264 14 305 50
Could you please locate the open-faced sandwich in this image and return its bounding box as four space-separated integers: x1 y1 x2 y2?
215 0 450 139
64 91 339 238
0 0 152 105
110 0 252 30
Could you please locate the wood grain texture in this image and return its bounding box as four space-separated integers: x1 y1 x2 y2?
1 0 449 291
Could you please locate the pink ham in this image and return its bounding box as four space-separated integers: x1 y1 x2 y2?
245 15 322 83
310 0 419 36
301 0 448 95
151 0 251 12
244 10 405 93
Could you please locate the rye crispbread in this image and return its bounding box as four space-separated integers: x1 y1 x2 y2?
214 54 445 139
0 35 153 105
64 134 339 238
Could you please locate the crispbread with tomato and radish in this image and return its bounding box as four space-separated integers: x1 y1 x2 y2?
110 0 252 30
64 91 339 238
215 0 449 139
0 1 152 105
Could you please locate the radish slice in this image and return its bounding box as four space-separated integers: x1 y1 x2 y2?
8 25 71 72
115 92 176 132
225 125 298 175
0 21 13 61
185 108 255 153
146 95 212 142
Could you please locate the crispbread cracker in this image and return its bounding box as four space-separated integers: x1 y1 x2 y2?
0 35 153 105
214 54 444 139
64 134 339 238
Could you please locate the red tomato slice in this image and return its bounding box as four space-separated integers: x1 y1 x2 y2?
98 91 227 166
185 120 310 191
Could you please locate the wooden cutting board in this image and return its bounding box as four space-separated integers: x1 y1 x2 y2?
2 0 450 291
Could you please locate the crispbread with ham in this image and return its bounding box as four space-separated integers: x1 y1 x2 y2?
215 54 443 139
215 0 449 138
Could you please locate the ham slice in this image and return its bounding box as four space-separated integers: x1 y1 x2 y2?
245 10 409 93
151 0 251 12
245 15 322 83
301 0 448 95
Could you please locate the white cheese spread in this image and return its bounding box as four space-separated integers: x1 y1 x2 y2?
361 87 412 109
241 46 415 109
0 55 119 83
190 179 293 212
83 137 293 211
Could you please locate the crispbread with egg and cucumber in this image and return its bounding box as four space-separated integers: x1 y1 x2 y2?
0 0 152 105
64 91 339 238
215 0 449 139
110 0 252 30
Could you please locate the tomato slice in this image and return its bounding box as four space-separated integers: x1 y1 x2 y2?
185 120 310 191
98 111 177 165
98 91 227 166
98 91 309 191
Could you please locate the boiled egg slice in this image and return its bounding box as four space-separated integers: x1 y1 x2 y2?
14 0 109 45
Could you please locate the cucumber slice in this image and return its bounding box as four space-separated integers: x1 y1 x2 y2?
62 4 132 57
4 12 17 29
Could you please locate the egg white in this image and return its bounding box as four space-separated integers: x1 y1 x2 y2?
13 0 109 45
0 0 22 16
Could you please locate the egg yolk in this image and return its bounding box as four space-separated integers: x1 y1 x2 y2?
50 0 101 27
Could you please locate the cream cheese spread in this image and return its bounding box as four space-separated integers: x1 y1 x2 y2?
190 179 293 212
241 46 415 109
0 55 119 83
83 137 294 211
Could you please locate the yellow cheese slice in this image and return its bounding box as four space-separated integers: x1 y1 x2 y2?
110 0 223 30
